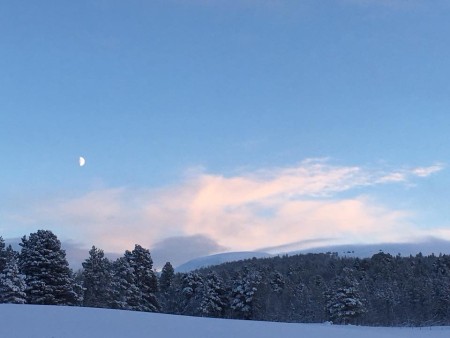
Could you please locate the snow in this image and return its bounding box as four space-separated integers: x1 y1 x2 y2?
176 251 272 272
1 304 449 338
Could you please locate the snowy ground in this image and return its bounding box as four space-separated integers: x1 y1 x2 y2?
1 304 449 338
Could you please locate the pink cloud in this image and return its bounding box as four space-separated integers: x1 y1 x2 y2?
2 159 445 255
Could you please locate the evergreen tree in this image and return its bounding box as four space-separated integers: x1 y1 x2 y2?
110 256 141 310
125 245 159 312
326 267 366 324
230 267 261 320
82 246 113 308
179 272 204 315
0 246 26 304
431 255 450 324
0 237 6 272
159 262 175 293
109 245 159 312
19 230 77 305
200 271 227 317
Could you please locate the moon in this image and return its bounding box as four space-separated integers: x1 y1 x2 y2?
79 156 86 167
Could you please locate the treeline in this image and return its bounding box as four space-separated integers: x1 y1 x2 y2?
0 230 158 311
1 230 450 326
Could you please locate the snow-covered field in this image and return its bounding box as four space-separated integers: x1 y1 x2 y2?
1 304 449 338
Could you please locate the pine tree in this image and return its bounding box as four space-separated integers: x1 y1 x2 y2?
0 246 26 304
159 262 175 293
0 237 6 272
326 267 366 324
82 246 113 308
125 245 159 312
230 267 261 320
110 256 140 310
19 230 77 305
180 272 204 315
109 245 159 312
431 255 450 324
200 271 227 318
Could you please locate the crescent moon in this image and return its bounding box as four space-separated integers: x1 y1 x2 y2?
79 156 86 167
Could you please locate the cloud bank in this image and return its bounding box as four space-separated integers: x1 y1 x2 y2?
0 159 445 267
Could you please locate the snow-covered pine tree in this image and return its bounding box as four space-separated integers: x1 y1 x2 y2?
200 271 227 318
325 267 366 324
19 230 77 305
431 255 450 324
0 237 6 272
82 246 113 308
180 272 204 315
0 246 26 304
125 245 159 312
270 271 285 293
230 267 261 320
110 256 140 310
159 262 174 293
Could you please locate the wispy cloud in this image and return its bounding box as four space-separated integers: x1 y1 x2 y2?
378 163 444 183
0 159 445 264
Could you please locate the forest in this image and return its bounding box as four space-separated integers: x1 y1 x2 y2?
1 230 449 326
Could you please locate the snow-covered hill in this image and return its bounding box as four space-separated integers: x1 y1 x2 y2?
0 304 449 338
175 251 272 272
175 239 450 272
290 238 450 258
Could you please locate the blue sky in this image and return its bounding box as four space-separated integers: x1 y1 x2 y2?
1 0 450 267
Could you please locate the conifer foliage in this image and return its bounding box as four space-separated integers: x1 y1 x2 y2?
200 271 227 317
0 237 7 272
0 245 26 304
19 230 77 305
159 262 175 293
109 245 159 312
3 229 450 327
326 267 366 324
125 245 159 312
82 246 113 308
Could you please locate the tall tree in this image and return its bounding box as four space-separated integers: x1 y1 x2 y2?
326 267 366 324
110 245 159 312
19 230 77 305
200 271 227 318
0 237 6 272
82 246 113 308
0 246 26 304
125 245 159 312
159 262 175 293
230 267 261 320
179 272 204 315
110 256 140 310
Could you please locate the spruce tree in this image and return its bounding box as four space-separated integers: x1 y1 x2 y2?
19 230 77 305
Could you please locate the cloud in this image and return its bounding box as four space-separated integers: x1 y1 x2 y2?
0 159 445 266
378 163 444 183
150 235 226 269
412 164 444 177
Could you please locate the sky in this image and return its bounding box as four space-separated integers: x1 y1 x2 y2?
1 0 450 268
